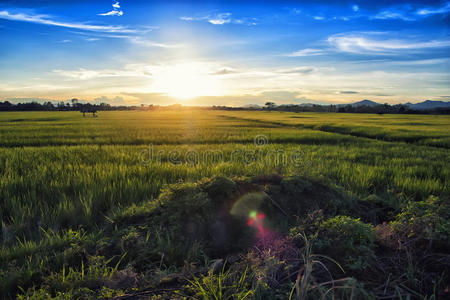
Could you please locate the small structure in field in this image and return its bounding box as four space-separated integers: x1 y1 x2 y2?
81 108 98 117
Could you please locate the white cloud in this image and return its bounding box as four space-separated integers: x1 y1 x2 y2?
287 48 324 57
372 10 414 21
352 5 359 12
416 2 450 15
389 58 450 66
208 13 231 25
208 19 230 25
98 1 124 17
0 10 134 33
314 16 324 20
328 33 450 54
98 10 123 17
277 66 316 74
67 29 172 47
180 13 256 26
53 65 152 80
210 68 238 75
128 36 183 48
371 2 450 21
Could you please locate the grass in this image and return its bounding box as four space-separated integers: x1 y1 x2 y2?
0 110 448 299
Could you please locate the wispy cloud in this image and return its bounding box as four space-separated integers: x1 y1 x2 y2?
0 10 135 33
290 8 301 15
352 5 359 12
328 32 450 54
389 58 450 66
180 12 257 26
277 66 316 74
371 2 450 21
53 65 152 80
127 36 183 48
208 13 231 25
210 68 238 75
287 48 324 57
68 29 174 48
98 1 124 17
417 2 450 16
98 10 123 17
372 10 415 21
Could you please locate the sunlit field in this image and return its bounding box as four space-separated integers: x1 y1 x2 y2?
1 110 449 299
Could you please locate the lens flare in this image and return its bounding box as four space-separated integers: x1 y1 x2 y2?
247 210 266 234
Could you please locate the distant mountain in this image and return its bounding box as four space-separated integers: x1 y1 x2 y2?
281 103 316 107
405 100 450 110
350 99 380 107
242 104 261 109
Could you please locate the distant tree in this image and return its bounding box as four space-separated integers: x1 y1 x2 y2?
0 101 13 110
265 102 276 109
57 101 66 110
81 106 98 117
43 101 55 110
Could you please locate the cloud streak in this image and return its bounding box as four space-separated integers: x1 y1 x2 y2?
0 10 135 33
53 65 152 80
287 48 324 57
98 1 124 17
180 12 257 26
208 13 231 25
210 68 238 75
277 66 316 74
371 2 450 21
328 33 450 54
372 10 415 21
417 2 450 16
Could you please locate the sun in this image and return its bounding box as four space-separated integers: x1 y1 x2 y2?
152 62 223 100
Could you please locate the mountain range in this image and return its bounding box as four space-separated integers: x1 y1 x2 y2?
348 99 450 110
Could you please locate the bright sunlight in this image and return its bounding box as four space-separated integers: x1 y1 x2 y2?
152 62 224 100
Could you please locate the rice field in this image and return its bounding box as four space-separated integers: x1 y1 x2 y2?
0 110 449 299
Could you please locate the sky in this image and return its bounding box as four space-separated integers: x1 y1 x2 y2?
0 0 449 106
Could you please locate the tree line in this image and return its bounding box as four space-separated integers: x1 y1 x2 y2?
0 99 157 112
1 99 449 114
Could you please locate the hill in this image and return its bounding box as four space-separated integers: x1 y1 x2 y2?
406 100 450 110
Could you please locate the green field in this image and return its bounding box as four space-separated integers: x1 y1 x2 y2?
1 111 449 299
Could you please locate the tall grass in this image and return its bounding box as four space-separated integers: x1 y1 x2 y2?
0 111 448 242
0 110 448 297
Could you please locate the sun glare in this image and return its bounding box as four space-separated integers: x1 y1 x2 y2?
153 63 223 100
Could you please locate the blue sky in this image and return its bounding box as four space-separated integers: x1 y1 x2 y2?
0 0 449 106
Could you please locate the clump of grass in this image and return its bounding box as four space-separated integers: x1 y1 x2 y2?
185 263 254 300
289 233 358 300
